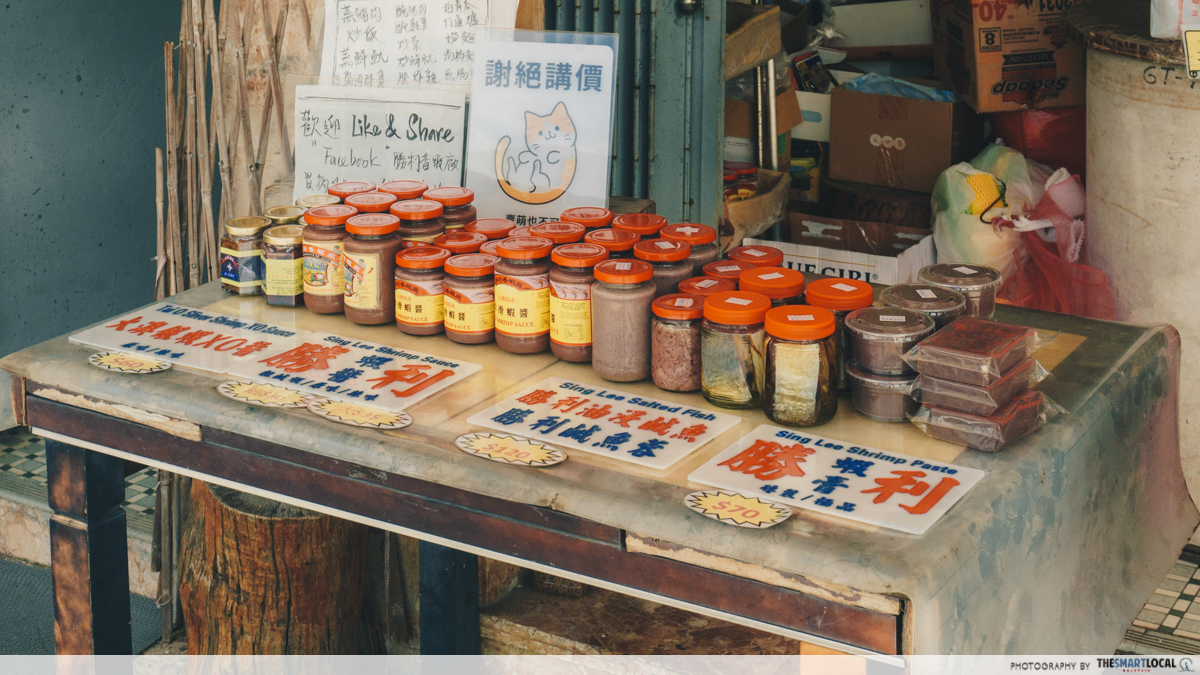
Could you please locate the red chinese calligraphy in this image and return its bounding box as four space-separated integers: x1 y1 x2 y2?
576 403 613 419
390 369 455 397
638 416 679 437
367 365 432 389
211 338 248 352
718 440 816 480
128 321 168 336
107 316 143 331
516 389 556 405
260 343 350 373
550 396 589 413
670 424 708 443
151 325 191 341
233 341 271 357
608 409 646 428
862 471 960 515
174 330 213 345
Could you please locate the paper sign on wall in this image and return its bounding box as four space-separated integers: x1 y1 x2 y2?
688 425 985 535
225 332 480 412
465 30 617 226
293 85 467 200
70 303 312 374
466 377 740 470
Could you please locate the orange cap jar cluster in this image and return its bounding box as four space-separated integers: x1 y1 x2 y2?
660 223 718 273
762 305 839 426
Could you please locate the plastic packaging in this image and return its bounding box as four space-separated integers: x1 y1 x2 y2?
840 73 958 103
992 106 1087 178
918 264 1003 320
915 358 1049 416
651 294 705 393
846 362 918 423
763 306 838 427
904 318 1034 387
912 390 1062 452
701 291 772 409
879 284 967 330
1151 0 1200 38
845 307 935 376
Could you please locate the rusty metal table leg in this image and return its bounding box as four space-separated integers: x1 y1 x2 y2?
46 438 132 654
418 540 479 654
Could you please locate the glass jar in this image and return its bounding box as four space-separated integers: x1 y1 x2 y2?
465 218 516 241
739 267 806 306
549 243 609 363
378 180 428 201
444 254 499 344
661 223 719 275
763 305 838 427
613 213 668 240
844 307 934 376
395 246 452 335
531 221 586 245
846 362 918 423
328 180 376 200
433 231 487 255
651 293 705 392
701 259 755 282
918 264 1003 319
295 194 341 209
678 276 736 297
723 171 737 199
584 228 640 259
591 260 657 382
633 239 692 297
262 225 304 306
727 244 783 269
724 162 758 200
701 291 772 409
479 239 503 256
424 187 476 231
804 278 875 393
494 236 555 354
301 204 357 314
345 191 398 214
879 283 967 330
391 199 446 243
220 216 270 295
343 213 404 325
560 206 614 231
265 205 305 225
509 226 534 238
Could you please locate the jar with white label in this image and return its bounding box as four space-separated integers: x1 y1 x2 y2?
591 260 657 382
804 278 875 392
343 213 404 325
584 228 640 259
494 237 554 354
738 267 806 306
677 276 736 297
549 243 609 363
701 259 755 282
844 307 934 376
917 264 1003 319
763 306 838 427
444 254 498 344
879 284 967 329
395 246 451 336
660 223 719 275
613 213 668 240
651 293 705 392
633 239 692 296
701 291 772 409
727 245 783 268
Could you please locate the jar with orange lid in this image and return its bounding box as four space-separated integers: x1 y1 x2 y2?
763 306 838 426
423 187 476 231
724 162 758 199
402 241 432 250
584 228 640 259
395 246 451 336
613 213 668 240
678 276 735 297
739 267 806 307
296 194 342 209
548 243 608 363
804 278 875 393
479 239 503 256
328 181 376 200
701 291 772 409
220 216 270 296
591 260 657 382
494 237 555 354
530 221 586 245
378 180 428 201
633 239 692 296
302 204 357 313
651 293 705 392
723 171 737 199
344 190 398 214
433 231 487 254
391 200 445 243
560 206 614 230
509 225 534 238
444 254 499 344
465 218 516 241
343 213 404 325
727 244 783 268
661 223 718 274
701 260 754 282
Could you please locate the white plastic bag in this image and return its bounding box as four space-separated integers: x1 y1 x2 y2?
1151 0 1200 39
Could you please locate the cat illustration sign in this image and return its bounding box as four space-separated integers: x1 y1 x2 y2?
466 30 616 223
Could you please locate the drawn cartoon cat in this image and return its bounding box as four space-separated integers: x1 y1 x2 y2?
494 102 578 205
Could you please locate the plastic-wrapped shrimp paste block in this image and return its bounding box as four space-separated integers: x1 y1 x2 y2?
918 390 1043 452
916 358 1036 416
908 318 1031 386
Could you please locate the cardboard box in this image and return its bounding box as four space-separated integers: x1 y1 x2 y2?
725 3 782 81
760 213 934 284
827 81 985 193
723 170 790 251
792 69 863 143
827 0 933 60
932 0 1087 113
725 88 805 139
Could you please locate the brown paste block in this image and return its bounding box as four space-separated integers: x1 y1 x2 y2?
913 317 1031 386
924 389 1043 452
917 358 1034 416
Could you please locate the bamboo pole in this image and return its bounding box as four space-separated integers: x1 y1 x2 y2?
164 43 182 297
233 2 262 216
206 0 234 237
183 8 200 290
155 148 167 301
257 0 292 167
190 0 217 282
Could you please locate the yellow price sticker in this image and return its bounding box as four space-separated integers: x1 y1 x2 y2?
217 381 310 408
455 433 566 468
306 399 413 429
684 490 793 529
88 351 172 374
1186 29 1200 78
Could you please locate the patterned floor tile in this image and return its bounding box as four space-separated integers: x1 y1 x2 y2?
1122 548 1200 656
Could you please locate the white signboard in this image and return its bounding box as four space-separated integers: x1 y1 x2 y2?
225 332 480 412
467 377 740 470
688 425 985 535
294 84 467 200
70 303 312 374
465 31 617 227
319 0 519 87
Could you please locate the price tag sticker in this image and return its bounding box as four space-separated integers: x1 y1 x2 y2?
831 283 856 292
217 381 311 408
88 351 172 374
759 272 784 280
725 297 753 306
953 266 978 275
880 315 907 322
916 289 937 299
1185 26 1200 79
696 279 717 288
684 490 792 529
455 432 567 467
307 398 413 430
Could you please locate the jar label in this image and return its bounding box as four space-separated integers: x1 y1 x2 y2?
219 247 264 288
344 252 381 310
916 288 937 299
674 297 695 307
725 297 753 306
495 273 550 336
952 266 977 275
786 314 813 321
302 239 344 296
879 315 906 322
655 241 674 250
831 282 856 292
742 249 767 257
549 281 592 346
265 257 303 296
759 272 784 280
716 266 739 272
395 277 446 325
445 287 495 334
615 262 632 271
696 279 717 288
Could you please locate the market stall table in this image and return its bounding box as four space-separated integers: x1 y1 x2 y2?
3 282 1195 656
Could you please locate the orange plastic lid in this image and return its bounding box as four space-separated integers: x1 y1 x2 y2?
652 294 705 320
466 218 517 240
725 161 755 174
560 206 614 229
765 305 836 340
479 239 502 256
423 186 474 206
402 241 432 249
396 246 452 269
584 228 640 251
328 181 376 199
345 191 398 212
509 226 534 238
304 204 358 226
594 259 654 284
701 260 755 280
496 236 554 260
723 172 737 181
346 213 401 236
703 291 772 325
661 223 716 246
634 239 691 262
613 213 668 237
551 243 608 267
433 231 487 254
390 199 444 221
445 253 498 277
379 180 429 200
739 267 806 298
530 221 586 244
727 245 784 268
804 278 874 311
678 276 735 296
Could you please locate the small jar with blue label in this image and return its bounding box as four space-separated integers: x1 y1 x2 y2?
220 216 270 295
